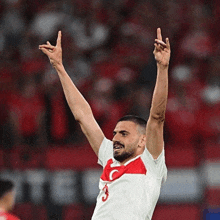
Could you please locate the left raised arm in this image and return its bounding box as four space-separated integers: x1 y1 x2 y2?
146 28 171 159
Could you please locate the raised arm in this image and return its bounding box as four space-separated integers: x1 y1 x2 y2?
39 31 104 156
145 28 171 159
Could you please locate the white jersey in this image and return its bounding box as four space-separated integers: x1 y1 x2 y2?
91 138 167 220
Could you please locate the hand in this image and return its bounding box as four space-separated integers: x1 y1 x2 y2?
39 31 62 68
153 28 170 67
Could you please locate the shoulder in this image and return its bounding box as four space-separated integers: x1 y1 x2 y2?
98 137 113 167
141 147 167 179
141 146 165 165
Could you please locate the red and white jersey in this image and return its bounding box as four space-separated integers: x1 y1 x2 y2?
92 138 167 220
0 211 19 220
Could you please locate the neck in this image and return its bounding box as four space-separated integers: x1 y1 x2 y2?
119 154 140 165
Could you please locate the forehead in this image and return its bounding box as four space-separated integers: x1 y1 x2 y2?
114 121 138 133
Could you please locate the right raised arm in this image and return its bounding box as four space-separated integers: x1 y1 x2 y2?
39 31 104 156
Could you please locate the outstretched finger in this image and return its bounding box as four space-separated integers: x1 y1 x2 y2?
56 31 62 48
157 28 162 41
166 38 170 50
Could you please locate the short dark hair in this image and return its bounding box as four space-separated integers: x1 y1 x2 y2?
117 115 147 134
0 179 14 199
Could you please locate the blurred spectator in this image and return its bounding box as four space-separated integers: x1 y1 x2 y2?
128 86 152 121
8 77 46 147
177 3 213 63
165 63 204 146
68 8 109 54
63 46 92 87
0 0 218 151
0 65 14 148
122 1 157 49
92 55 123 79
31 1 70 41
1 1 25 49
21 51 47 77
113 67 137 112
43 77 70 145
0 31 5 53
88 77 125 140
138 54 157 87
197 85 220 144
19 31 42 60
205 56 220 86
0 0 220 219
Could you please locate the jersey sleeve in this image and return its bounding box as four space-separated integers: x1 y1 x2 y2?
97 137 113 168
141 146 167 183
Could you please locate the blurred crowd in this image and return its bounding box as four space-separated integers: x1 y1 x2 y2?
0 0 220 163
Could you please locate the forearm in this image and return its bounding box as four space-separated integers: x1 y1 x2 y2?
54 64 93 122
149 64 168 122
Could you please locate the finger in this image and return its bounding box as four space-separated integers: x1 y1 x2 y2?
46 42 55 52
56 31 62 48
157 28 162 41
166 38 170 50
155 39 166 47
154 43 161 51
47 41 55 51
39 44 55 50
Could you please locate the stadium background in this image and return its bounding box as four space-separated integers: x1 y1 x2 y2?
0 0 220 219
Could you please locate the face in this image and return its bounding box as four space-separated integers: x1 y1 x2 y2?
112 121 145 163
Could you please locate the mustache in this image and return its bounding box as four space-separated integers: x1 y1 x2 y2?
113 141 125 148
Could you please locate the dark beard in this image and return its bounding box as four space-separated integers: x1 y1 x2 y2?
114 150 134 163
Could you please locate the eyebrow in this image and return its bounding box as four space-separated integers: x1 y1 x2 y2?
113 130 130 135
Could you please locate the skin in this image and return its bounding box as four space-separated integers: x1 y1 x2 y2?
7 190 15 211
39 28 170 164
0 190 16 212
112 121 146 165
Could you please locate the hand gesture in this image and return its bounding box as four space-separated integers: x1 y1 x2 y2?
153 28 170 67
39 31 62 68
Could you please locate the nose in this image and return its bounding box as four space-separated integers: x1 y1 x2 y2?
112 133 119 142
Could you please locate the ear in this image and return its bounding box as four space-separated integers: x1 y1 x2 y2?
138 134 146 148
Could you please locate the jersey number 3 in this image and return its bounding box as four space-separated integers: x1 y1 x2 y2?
102 184 109 202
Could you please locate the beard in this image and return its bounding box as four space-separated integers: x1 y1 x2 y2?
113 141 136 162
114 150 135 162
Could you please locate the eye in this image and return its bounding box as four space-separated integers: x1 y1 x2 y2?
113 132 116 136
121 132 127 137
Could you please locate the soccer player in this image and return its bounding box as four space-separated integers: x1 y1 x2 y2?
0 179 20 220
39 27 170 220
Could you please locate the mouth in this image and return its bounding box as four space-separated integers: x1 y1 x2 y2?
113 142 124 150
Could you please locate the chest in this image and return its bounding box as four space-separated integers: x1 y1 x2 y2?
98 158 159 202
100 158 147 182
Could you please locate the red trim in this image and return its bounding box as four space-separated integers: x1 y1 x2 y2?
0 211 19 220
101 157 147 182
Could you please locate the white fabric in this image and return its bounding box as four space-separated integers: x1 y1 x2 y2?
92 137 167 220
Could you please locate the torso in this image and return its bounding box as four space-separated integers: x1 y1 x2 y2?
92 156 163 220
92 138 167 220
